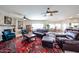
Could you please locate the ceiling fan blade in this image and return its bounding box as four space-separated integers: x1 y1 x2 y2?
52 10 58 13
46 10 58 13
41 8 58 16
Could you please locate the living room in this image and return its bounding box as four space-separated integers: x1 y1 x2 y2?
0 5 79 53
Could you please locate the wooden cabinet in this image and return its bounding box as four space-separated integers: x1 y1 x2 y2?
26 25 32 32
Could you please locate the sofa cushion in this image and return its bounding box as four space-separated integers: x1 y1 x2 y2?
65 31 79 40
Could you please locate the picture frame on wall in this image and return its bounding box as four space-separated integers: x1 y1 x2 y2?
18 21 23 29
4 16 12 24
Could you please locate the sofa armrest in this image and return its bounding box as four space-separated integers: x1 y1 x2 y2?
64 40 79 45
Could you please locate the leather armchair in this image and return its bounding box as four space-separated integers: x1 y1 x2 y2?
21 29 29 39
2 29 16 42
21 29 29 35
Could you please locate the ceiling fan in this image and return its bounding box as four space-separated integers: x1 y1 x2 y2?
43 8 58 16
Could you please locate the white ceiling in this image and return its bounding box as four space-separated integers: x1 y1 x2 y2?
0 5 79 21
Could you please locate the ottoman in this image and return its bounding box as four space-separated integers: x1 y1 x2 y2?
42 34 56 48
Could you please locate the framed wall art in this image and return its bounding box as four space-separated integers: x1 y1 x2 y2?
18 21 23 29
4 16 12 25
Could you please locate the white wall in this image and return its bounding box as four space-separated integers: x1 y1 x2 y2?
0 12 31 35
30 19 79 31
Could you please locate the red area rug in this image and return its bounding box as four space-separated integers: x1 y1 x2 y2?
15 37 63 53
0 36 63 53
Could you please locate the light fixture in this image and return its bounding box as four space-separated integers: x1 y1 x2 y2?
23 16 30 20
46 13 53 16
23 16 26 20
43 8 58 16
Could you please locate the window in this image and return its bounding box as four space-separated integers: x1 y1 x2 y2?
55 24 61 29
71 23 79 27
62 24 69 31
49 24 61 29
32 23 44 30
49 24 55 29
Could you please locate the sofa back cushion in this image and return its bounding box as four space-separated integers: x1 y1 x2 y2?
66 31 79 40
36 29 48 33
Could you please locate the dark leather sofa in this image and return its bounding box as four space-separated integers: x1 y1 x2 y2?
36 29 48 33
2 29 16 42
33 29 48 38
56 30 79 52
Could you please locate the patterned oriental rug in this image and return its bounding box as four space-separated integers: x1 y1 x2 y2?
0 36 63 53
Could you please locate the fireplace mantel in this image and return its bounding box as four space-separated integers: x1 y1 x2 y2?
0 25 15 27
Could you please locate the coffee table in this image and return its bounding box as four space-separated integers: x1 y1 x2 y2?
23 34 36 41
